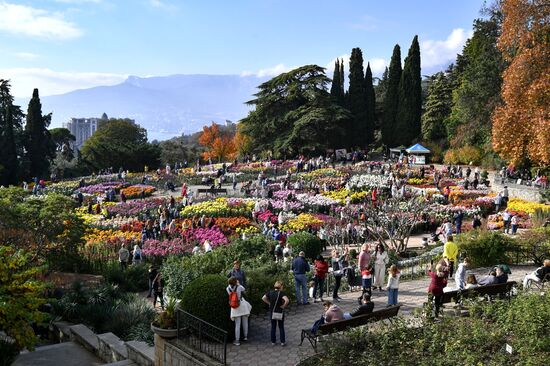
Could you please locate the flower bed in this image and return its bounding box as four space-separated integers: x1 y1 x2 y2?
281 213 323 232
321 189 367 204
142 238 192 257
506 198 550 214
120 184 156 199
182 227 228 247
180 198 254 218
346 174 390 190
77 181 129 195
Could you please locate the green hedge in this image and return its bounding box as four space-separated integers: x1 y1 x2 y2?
180 274 234 338
287 232 323 260
245 261 295 314
455 230 517 267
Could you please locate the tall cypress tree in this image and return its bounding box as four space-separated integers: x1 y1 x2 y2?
382 45 402 147
396 35 422 146
0 80 23 186
364 63 376 144
24 89 55 179
348 48 368 148
339 59 345 102
330 59 341 101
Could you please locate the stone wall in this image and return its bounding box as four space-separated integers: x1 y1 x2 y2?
491 180 543 202
155 335 221 366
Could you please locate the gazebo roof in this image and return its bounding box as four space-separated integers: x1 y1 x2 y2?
405 143 430 154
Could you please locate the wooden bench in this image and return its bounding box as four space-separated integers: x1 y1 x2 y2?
441 281 517 305
196 188 228 196
300 305 400 351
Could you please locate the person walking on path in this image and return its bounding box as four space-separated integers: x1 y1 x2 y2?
330 249 345 301
118 244 129 270
291 251 310 305
427 263 448 318
147 265 158 298
262 281 289 346
132 244 142 265
373 244 389 291
312 255 329 303
227 260 247 287
152 272 164 310
443 235 458 277
386 265 400 306
226 277 251 346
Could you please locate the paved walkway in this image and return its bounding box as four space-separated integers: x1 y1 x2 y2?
14 342 103 366
225 265 536 366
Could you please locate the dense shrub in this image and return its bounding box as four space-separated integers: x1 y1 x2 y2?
163 235 275 299
179 274 233 338
516 227 550 266
52 282 155 341
443 145 482 165
245 261 295 314
299 291 550 366
287 232 323 260
0 339 19 366
455 230 517 267
103 263 149 292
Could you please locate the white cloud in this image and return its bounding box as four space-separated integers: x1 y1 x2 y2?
0 2 82 40
421 28 472 68
54 0 102 3
1 68 127 97
13 52 40 60
240 64 295 78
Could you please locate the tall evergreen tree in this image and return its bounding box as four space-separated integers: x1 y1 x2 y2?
24 89 55 179
364 63 376 144
0 80 23 186
382 45 402 147
421 72 451 142
330 59 341 101
348 48 368 148
339 59 345 102
395 35 422 146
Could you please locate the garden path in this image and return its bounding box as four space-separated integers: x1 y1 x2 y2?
222 265 535 366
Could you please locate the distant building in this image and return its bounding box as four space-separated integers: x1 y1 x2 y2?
63 118 100 150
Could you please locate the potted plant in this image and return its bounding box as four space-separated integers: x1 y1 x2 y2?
151 297 178 339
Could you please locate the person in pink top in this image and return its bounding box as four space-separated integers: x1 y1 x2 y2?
427 263 448 318
181 183 187 197
323 301 344 323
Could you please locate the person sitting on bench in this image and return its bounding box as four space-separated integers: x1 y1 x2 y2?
495 267 508 284
478 270 497 286
310 300 344 335
344 293 374 319
523 259 550 289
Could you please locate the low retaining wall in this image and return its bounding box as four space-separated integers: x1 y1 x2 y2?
154 335 221 366
491 180 542 202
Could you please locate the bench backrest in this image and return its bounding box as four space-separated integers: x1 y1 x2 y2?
319 305 400 335
441 281 516 304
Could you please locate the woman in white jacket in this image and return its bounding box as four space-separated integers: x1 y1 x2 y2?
227 277 252 346
373 244 389 291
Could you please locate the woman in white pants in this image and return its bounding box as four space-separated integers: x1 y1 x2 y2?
227 277 252 346
373 244 389 290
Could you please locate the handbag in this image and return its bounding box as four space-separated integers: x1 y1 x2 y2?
271 290 284 320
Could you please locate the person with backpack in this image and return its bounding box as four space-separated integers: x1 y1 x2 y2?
226 277 251 346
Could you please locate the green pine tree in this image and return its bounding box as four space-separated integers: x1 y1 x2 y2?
396 35 422 146
348 48 368 148
364 63 376 145
339 59 345 104
382 45 402 147
24 89 56 179
421 72 451 142
0 80 23 186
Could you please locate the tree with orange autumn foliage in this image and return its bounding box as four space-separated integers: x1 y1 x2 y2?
198 122 237 162
492 0 550 166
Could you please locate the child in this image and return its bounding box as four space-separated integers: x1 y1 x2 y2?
361 264 373 296
308 281 316 301
346 261 357 292
386 264 400 306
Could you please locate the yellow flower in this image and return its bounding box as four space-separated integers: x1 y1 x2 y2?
506 198 549 214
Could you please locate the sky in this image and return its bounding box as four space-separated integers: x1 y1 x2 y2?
0 0 485 97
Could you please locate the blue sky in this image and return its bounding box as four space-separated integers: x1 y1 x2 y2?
0 0 485 96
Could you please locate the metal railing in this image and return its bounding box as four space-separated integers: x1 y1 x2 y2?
176 309 228 365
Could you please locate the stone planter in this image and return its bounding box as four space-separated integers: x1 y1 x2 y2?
150 323 178 339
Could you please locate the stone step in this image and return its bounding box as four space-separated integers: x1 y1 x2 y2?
125 341 154 366
101 360 137 366
69 324 99 354
97 332 128 363
52 321 74 342
13 341 103 366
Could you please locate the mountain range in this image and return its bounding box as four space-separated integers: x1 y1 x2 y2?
15 74 268 141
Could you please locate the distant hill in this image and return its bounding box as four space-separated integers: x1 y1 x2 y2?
15 74 267 141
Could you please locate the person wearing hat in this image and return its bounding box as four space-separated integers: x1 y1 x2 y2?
227 260 247 287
